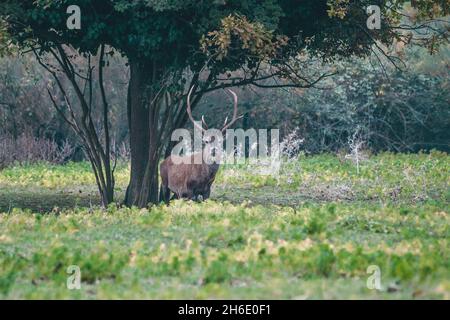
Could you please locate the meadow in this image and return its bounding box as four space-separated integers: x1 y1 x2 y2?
0 152 448 299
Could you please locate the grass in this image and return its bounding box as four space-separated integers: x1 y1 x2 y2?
0 151 448 299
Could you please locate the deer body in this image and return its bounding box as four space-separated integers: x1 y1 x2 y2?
160 153 219 202
160 87 241 203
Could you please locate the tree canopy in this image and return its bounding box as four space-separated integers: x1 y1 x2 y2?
2 1 447 69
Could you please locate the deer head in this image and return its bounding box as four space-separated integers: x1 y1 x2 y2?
186 86 242 164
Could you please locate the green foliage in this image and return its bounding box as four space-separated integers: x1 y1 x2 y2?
0 153 448 298
0 198 448 298
228 52 450 153
0 161 130 189
200 14 288 62
2 0 448 70
217 151 449 205
0 20 15 57
317 56 450 153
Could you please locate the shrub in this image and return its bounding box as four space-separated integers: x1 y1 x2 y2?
0 133 74 168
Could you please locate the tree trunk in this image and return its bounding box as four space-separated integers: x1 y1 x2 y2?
124 61 152 207
136 87 161 207
124 62 203 207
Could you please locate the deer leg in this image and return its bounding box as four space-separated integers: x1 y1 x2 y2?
161 186 171 204
202 187 211 200
182 191 195 200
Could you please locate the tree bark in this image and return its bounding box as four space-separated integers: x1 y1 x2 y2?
124 63 205 207
124 61 152 207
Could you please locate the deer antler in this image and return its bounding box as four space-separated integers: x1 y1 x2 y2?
221 89 243 133
187 86 207 133
201 116 209 130
186 86 242 134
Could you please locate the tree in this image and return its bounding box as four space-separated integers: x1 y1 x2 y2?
1 0 448 207
40 45 117 207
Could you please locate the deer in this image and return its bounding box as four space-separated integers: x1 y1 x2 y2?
160 86 242 203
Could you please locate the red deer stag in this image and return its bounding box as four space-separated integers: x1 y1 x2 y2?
160 87 241 203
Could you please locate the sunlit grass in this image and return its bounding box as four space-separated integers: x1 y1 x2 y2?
0 152 448 299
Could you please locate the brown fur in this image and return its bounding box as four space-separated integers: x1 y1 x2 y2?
160 86 240 203
160 153 219 202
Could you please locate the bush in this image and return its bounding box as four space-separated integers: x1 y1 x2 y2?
195 48 450 154
0 133 74 168
0 52 129 163
292 61 450 153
